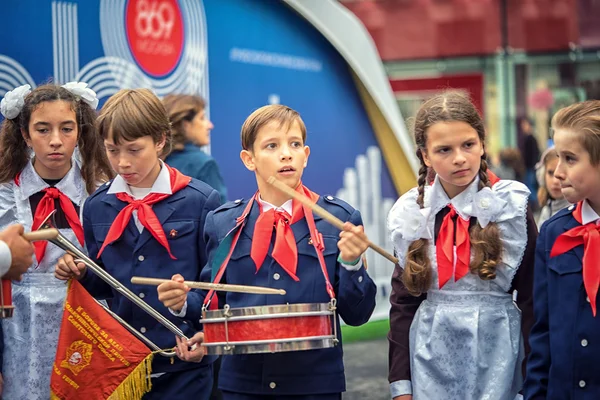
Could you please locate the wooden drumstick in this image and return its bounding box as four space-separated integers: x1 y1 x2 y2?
267 176 399 264
131 277 287 296
23 228 59 242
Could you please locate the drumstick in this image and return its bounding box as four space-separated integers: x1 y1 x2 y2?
131 277 287 296
23 228 59 242
267 176 399 264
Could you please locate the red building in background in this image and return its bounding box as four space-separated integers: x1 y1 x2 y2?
341 0 600 151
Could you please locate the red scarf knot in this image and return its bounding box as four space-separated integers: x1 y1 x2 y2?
250 184 319 282
550 202 600 316
31 187 85 263
436 205 471 289
96 165 191 260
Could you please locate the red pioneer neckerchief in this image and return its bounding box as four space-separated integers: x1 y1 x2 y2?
550 201 600 316
96 165 191 260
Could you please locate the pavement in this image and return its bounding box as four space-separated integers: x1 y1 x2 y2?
343 338 389 400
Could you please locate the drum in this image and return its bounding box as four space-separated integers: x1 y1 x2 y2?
201 302 338 355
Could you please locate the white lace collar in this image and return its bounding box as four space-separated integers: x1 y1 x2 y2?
16 157 86 205
426 174 507 228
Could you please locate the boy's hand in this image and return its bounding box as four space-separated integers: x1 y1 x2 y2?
337 222 369 264
55 253 87 281
175 332 206 363
157 274 190 312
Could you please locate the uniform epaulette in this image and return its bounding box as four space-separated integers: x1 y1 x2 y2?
546 203 576 224
322 195 354 215
88 179 113 200
214 199 245 213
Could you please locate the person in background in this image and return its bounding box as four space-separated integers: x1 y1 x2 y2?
162 94 227 203
535 146 570 229
520 117 541 208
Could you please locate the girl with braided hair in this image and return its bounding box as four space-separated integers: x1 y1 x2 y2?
387 91 537 400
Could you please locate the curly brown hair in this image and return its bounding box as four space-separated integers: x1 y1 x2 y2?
0 84 114 194
403 91 502 296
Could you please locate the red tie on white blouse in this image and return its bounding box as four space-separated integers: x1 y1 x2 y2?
436 205 471 289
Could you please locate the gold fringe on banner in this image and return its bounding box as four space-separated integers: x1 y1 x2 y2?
108 353 155 400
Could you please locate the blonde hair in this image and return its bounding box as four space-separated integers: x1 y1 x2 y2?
241 105 306 151
97 89 172 154
536 148 558 205
162 94 206 152
404 91 502 296
552 100 600 165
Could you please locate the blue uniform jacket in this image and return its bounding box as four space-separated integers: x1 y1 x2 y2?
183 195 377 396
79 178 221 373
165 143 227 204
524 206 600 399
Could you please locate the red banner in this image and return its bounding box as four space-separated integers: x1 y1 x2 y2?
50 280 154 400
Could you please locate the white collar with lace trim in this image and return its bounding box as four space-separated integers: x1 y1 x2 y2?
581 199 600 225
427 174 507 228
17 158 86 205
258 195 293 215
108 160 172 197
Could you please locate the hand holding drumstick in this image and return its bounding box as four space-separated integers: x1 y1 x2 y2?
267 176 398 265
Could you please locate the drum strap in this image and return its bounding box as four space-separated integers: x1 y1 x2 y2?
203 192 336 309
304 207 335 300
204 199 254 310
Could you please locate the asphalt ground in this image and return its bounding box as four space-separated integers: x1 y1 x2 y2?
343 338 389 400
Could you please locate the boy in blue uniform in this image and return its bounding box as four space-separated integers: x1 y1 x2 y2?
158 105 377 399
55 89 221 400
524 100 600 399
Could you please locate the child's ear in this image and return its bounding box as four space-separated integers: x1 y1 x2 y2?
303 145 310 168
156 134 167 153
240 149 256 171
21 128 31 147
420 149 432 168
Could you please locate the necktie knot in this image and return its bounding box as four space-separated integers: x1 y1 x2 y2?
44 187 60 198
274 210 291 225
129 199 145 208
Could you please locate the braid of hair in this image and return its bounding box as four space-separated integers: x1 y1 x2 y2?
478 154 491 190
402 150 432 296
470 154 502 281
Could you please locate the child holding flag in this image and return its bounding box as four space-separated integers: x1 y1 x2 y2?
55 89 221 399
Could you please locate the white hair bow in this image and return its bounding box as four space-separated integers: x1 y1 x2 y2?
62 82 99 110
0 84 32 120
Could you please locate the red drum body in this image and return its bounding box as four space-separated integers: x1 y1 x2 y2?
0 279 14 318
202 302 338 355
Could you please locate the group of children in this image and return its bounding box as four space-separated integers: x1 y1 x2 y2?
0 80 597 400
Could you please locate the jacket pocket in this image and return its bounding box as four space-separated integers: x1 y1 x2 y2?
163 221 195 242
548 252 582 275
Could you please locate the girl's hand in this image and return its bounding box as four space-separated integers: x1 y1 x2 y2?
55 253 87 280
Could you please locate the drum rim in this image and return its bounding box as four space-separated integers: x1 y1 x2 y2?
203 336 337 355
202 302 333 319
